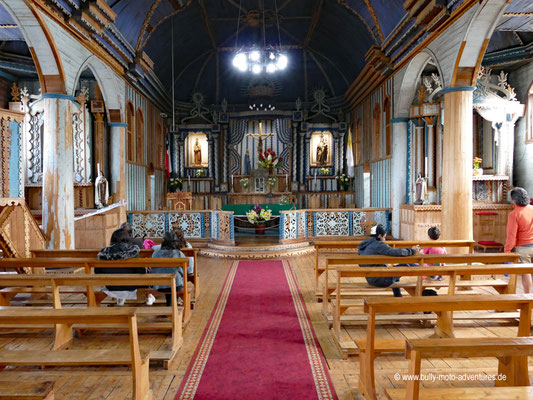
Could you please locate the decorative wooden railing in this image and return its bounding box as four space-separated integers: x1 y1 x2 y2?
0 198 46 270
280 208 392 243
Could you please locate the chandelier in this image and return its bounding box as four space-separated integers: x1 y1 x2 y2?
232 0 287 75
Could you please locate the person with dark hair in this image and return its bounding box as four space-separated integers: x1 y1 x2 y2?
421 226 446 281
97 228 145 306
505 187 533 293
358 224 419 297
152 231 188 306
120 222 145 248
173 227 194 276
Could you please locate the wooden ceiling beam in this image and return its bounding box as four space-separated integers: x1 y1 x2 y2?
303 0 323 49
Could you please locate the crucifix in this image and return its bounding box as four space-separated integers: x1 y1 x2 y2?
246 122 274 154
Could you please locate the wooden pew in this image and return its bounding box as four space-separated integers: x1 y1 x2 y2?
0 258 192 324
314 240 475 298
0 381 54 399
323 252 520 305
0 273 182 368
0 307 152 400
358 294 533 400
385 337 533 400
331 263 531 356
31 247 201 300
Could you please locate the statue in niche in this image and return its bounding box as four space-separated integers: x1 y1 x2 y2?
94 163 109 209
413 172 428 205
316 133 328 166
193 138 202 165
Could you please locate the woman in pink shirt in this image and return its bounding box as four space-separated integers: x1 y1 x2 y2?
422 227 446 280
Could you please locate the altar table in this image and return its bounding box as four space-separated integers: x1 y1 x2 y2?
222 204 298 216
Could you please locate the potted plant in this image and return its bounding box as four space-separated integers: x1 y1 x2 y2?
196 168 206 178
240 177 250 192
336 173 351 191
168 174 183 192
258 149 282 175
319 167 330 176
473 157 483 176
246 203 272 234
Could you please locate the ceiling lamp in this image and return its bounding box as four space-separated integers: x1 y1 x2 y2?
232 0 287 75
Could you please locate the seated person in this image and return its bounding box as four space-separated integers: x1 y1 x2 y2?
152 231 188 306
422 226 446 280
120 221 145 248
174 227 194 277
358 224 419 297
97 228 145 306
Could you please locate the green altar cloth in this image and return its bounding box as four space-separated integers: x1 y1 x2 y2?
222 204 298 216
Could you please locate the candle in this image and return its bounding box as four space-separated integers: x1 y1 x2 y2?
285 174 288 187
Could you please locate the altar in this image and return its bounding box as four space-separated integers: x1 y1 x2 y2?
222 203 297 215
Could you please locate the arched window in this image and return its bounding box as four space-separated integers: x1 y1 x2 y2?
354 118 362 165
372 103 381 160
156 121 163 168
526 84 533 143
126 102 135 163
136 109 144 164
384 96 391 156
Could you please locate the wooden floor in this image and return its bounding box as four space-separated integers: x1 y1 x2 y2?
0 254 531 399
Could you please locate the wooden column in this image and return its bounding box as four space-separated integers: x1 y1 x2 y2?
390 118 409 238
442 87 475 245
42 94 76 249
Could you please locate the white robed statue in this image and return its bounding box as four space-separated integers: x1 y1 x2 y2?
413 172 427 205
95 163 109 209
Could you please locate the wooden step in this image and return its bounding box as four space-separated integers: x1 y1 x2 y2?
0 349 137 366
385 386 533 400
356 339 405 354
0 380 54 399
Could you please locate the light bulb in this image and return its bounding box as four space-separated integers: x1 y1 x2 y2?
266 63 276 73
252 64 262 74
277 54 288 70
233 53 248 72
250 51 260 61
269 52 275 60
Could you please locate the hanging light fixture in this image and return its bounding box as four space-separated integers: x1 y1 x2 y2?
232 0 287 74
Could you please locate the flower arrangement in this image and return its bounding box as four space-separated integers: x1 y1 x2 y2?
268 176 278 188
319 167 330 176
473 157 482 169
168 174 183 192
258 148 282 170
196 168 206 177
336 173 351 190
279 195 291 205
240 177 249 189
246 204 272 225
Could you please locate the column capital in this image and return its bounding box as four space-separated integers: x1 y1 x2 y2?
42 93 77 102
441 86 476 95
390 117 409 124
109 122 128 128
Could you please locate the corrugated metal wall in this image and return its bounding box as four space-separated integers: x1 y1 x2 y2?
370 158 392 208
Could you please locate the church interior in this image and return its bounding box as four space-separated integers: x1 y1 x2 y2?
1 0 533 399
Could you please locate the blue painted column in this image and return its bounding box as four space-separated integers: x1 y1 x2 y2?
42 94 76 249
390 117 409 238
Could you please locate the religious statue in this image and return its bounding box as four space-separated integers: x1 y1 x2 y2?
413 172 427 205
94 163 109 209
193 138 202 165
316 133 328 166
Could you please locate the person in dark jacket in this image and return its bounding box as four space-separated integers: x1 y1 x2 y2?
358 224 419 297
97 228 145 305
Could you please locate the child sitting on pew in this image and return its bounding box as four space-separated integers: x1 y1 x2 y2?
151 231 189 306
422 226 446 281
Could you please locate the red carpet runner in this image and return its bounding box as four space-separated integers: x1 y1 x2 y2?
176 260 337 400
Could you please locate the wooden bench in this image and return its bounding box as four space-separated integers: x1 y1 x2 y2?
384 336 533 400
0 381 54 399
330 263 531 356
0 307 152 400
31 247 201 300
0 258 192 324
358 294 533 400
0 273 183 368
323 252 520 305
314 240 475 298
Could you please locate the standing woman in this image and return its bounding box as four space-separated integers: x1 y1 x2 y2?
505 187 533 293
152 231 188 306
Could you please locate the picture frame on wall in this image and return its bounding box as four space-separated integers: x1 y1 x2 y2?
219 183 228 193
